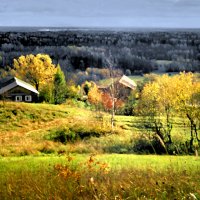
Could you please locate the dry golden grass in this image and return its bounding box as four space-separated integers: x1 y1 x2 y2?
0 101 124 156
1 155 200 200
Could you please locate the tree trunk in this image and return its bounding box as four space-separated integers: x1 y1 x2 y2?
155 134 168 154
166 109 172 144
189 127 194 153
111 100 115 130
187 114 195 153
154 122 168 154
110 74 115 130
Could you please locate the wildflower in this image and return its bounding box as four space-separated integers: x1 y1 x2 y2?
89 156 94 163
190 193 197 200
67 155 73 162
89 177 95 185
120 185 125 191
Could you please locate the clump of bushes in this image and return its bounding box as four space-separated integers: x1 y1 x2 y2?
130 137 198 155
132 138 156 154
46 125 118 144
47 127 77 144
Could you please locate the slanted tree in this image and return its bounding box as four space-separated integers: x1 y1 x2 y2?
138 80 168 153
138 74 178 153
173 72 200 152
138 72 200 154
12 54 57 91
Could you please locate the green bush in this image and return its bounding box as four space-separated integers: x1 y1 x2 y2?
74 127 101 139
47 127 77 144
132 138 155 154
46 125 109 144
104 144 130 154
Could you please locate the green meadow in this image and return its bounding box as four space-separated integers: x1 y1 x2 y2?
0 154 200 199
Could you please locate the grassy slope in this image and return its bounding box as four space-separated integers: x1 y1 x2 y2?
0 101 192 156
0 101 90 132
0 101 130 156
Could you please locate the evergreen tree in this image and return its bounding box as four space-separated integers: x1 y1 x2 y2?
54 65 66 104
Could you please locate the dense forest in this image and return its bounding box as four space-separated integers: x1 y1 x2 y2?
0 29 200 80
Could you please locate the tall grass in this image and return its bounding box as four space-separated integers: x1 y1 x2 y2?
0 154 200 199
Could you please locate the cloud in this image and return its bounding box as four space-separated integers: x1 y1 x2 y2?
0 0 200 27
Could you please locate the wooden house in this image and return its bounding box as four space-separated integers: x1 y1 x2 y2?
98 75 137 100
118 75 137 90
0 77 39 102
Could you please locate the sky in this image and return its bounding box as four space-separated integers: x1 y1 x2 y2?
0 0 200 28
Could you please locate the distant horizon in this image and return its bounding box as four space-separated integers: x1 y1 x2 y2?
1 26 200 32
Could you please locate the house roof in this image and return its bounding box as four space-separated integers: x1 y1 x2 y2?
98 75 137 91
0 77 39 95
118 75 137 90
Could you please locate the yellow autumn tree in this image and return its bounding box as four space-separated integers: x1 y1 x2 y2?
88 83 102 111
172 72 200 151
12 54 57 91
138 79 169 152
138 72 200 153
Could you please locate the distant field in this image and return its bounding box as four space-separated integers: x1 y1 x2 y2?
128 75 145 82
98 72 200 87
155 60 173 65
98 75 144 87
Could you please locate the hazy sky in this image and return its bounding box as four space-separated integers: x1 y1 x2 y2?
0 0 200 28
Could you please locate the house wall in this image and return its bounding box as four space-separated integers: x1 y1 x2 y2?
99 82 132 101
1 86 38 102
114 82 132 100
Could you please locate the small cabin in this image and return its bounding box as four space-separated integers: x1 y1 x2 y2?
98 75 137 100
0 77 39 102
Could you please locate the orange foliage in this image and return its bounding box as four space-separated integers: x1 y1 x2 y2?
101 92 124 111
101 92 113 111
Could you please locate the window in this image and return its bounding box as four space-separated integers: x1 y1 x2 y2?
15 96 22 102
25 95 32 102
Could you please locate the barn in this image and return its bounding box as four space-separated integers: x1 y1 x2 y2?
0 77 39 102
98 75 137 101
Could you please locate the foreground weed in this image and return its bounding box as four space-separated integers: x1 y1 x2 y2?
54 155 110 199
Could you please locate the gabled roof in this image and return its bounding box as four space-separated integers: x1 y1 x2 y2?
118 75 137 90
0 77 39 95
98 75 137 91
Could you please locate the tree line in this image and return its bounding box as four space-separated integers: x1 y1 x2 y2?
0 30 200 75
